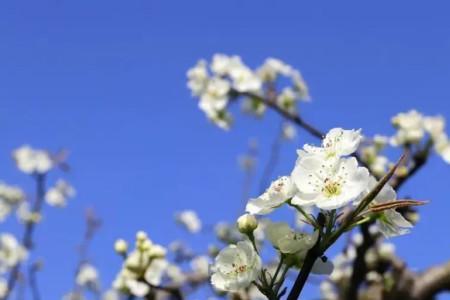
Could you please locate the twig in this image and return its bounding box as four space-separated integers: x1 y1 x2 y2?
259 123 283 193
28 263 41 300
3 174 46 300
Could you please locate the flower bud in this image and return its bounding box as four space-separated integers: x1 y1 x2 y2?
237 214 258 234
114 239 128 254
136 231 148 242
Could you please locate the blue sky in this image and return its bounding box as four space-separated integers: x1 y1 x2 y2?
1 1 450 299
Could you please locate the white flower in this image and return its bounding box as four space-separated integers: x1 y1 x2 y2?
303 128 363 159
276 88 298 113
424 115 445 139
166 264 186 284
125 279 149 297
257 58 292 82
76 263 99 289
175 210 202 233
391 110 425 145
0 278 7 299
210 54 243 76
282 123 297 140
291 155 369 210
370 155 389 177
16 202 41 224
114 239 128 254
45 180 76 207
102 290 120 300
355 177 413 237
291 70 310 101
246 176 297 215
0 233 28 273
0 183 25 221
229 65 262 93
187 59 209 96
320 281 337 300
265 221 317 255
199 77 230 115
211 241 261 292
13 145 53 174
191 255 210 278
144 258 168 285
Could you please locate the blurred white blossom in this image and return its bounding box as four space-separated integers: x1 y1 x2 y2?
45 179 76 207
13 145 53 174
0 233 28 273
175 210 202 233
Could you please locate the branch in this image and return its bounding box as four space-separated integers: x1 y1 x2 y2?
3 174 46 300
412 261 450 299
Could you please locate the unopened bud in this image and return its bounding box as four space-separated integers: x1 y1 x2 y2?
114 239 128 254
136 231 148 242
237 214 258 234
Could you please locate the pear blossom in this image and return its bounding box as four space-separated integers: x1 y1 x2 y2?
256 57 292 81
355 177 413 237
290 70 310 100
0 183 25 221
124 279 150 297
265 221 317 255
76 263 99 289
246 176 297 215
16 202 41 224
0 233 28 273
210 54 243 76
144 258 169 285
114 239 128 254
282 123 297 140
102 290 120 300
13 145 53 174
187 60 208 96
303 128 363 159
391 110 425 145
210 240 261 292
276 87 298 113
191 255 210 278
165 264 186 285
0 278 7 299
45 179 76 207
424 115 445 139
291 155 369 210
175 210 202 233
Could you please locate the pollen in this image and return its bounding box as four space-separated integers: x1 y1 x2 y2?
322 180 342 198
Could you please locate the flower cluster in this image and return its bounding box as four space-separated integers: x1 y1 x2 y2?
109 230 212 298
391 110 450 163
187 54 310 129
209 127 416 296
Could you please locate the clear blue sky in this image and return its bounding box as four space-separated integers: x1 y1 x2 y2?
1 1 450 299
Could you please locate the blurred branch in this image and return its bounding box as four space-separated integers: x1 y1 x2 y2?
258 123 283 193
3 174 47 300
28 262 41 300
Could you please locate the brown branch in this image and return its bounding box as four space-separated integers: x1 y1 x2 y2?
412 261 450 300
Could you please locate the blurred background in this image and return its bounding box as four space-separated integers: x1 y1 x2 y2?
0 1 449 299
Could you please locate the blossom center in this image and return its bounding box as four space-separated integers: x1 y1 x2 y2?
322 180 341 198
